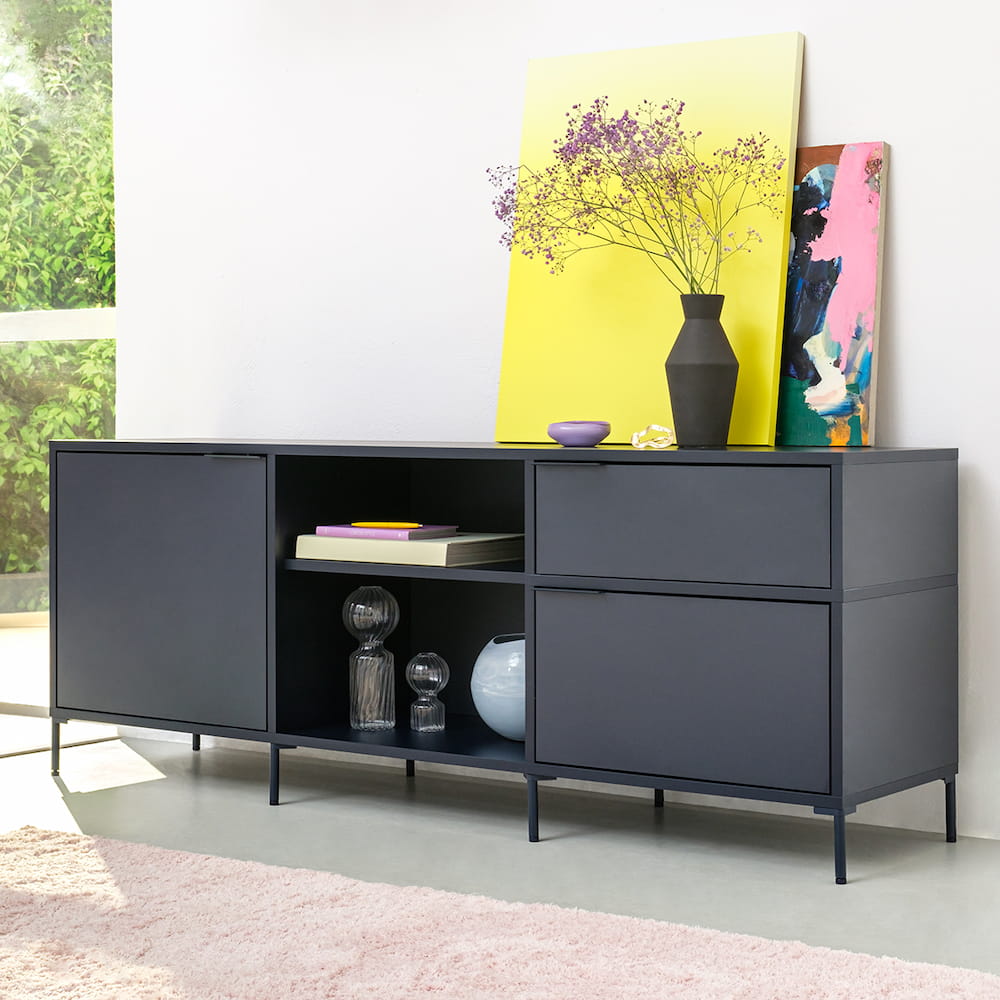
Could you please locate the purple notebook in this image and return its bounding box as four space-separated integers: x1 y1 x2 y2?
315 523 459 540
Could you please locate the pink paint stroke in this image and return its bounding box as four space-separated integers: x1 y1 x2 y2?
807 142 882 362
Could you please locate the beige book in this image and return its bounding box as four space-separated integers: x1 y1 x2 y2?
294 531 524 567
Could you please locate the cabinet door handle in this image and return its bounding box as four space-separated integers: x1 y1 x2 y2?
203 453 265 460
534 461 606 467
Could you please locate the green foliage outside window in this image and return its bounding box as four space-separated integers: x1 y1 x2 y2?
1 0 114 311
1 0 115 612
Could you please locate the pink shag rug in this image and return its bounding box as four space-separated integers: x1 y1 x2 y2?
1 826 998 1000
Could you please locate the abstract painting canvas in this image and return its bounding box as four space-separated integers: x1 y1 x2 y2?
775 142 887 446
494 33 804 444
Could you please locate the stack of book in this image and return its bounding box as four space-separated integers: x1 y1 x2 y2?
294 521 524 568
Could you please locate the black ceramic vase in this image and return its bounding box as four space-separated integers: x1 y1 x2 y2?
664 293 739 448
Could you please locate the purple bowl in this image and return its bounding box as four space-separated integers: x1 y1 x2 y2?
547 420 611 447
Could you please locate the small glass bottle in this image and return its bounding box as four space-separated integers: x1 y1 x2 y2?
343 586 399 731
405 652 450 733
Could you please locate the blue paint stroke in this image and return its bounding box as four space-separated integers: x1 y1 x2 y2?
781 169 842 386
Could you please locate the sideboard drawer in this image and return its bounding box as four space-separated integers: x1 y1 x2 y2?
534 589 831 792
535 463 830 586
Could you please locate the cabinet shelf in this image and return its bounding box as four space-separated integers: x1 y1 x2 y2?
283 557 526 584
277 714 526 770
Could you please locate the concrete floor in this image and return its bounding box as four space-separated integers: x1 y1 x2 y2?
3 734 1000 978
3 623 999 978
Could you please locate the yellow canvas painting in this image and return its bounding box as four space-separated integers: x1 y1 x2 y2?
494 33 804 444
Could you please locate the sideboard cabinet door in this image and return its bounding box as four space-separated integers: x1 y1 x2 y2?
54 452 267 730
534 589 830 793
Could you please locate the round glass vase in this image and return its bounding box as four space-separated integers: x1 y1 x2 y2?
405 652 450 733
470 633 526 741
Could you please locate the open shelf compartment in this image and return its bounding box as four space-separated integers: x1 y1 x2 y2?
275 570 526 767
275 454 526 563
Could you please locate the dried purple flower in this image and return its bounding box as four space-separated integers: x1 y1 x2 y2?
488 98 787 293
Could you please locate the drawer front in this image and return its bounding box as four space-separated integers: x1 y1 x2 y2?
535 463 831 586
534 589 831 793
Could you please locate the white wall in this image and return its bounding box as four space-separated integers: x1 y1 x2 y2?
112 0 1000 839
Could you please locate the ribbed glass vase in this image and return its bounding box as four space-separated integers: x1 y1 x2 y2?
405 652 450 733
343 585 399 731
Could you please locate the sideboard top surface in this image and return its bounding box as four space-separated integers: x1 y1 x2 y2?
49 440 958 466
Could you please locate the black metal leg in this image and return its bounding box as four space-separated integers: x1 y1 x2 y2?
527 776 539 842
654 788 664 808
269 743 280 805
833 812 847 884
945 776 957 843
51 718 60 776
406 759 415 777
192 734 201 752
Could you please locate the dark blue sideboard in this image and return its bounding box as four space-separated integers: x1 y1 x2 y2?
49 440 959 883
